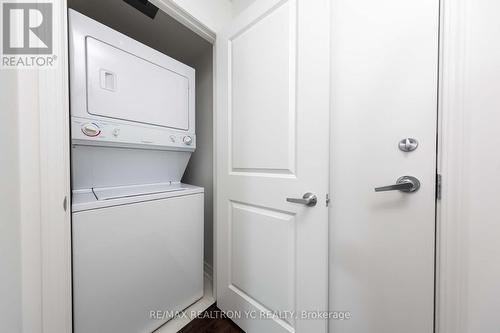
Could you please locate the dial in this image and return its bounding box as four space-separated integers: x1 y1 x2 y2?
183 136 193 145
81 123 101 137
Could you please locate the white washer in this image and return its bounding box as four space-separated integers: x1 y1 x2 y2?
72 183 204 333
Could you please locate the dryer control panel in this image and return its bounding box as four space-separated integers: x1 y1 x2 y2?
72 117 195 151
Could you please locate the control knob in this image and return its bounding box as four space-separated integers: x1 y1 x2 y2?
81 123 101 137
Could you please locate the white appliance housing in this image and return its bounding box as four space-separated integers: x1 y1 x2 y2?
69 9 196 151
72 185 204 333
69 9 203 333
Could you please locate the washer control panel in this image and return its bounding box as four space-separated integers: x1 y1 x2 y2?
72 117 196 151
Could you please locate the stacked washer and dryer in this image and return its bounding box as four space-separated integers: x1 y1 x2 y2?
69 10 203 333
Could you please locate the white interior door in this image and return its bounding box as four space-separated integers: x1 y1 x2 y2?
215 0 330 332
329 0 439 332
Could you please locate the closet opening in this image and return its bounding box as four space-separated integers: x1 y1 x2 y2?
67 0 215 331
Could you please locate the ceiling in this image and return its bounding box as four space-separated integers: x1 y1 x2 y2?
68 0 212 67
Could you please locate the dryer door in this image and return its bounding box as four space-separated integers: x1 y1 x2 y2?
86 37 190 130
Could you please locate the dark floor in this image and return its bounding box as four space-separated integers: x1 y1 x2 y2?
178 305 244 333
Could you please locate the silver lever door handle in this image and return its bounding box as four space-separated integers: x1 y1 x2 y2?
375 176 421 193
286 193 317 207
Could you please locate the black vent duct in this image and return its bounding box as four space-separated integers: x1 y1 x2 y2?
123 0 159 19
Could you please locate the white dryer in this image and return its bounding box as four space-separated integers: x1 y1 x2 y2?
69 10 203 333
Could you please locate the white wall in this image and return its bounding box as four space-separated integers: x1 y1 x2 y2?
151 0 259 34
231 0 255 16
0 71 22 333
172 0 232 31
153 0 233 33
439 0 500 332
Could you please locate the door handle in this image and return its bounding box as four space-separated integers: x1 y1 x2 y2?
286 193 317 207
375 176 421 193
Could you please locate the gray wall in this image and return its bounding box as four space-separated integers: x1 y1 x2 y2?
183 50 214 268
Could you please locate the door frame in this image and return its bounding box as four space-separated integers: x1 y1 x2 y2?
35 0 465 332
28 1 72 331
435 0 468 332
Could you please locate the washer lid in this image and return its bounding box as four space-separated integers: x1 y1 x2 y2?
72 182 204 212
93 182 188 200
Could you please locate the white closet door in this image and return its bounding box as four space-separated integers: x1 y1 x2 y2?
330 0 439 332
216 0 331 332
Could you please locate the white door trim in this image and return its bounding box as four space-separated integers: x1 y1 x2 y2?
436 0 467 332
34 1 72 332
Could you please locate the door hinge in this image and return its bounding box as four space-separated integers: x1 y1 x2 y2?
436 174 442 200
326 193 331 207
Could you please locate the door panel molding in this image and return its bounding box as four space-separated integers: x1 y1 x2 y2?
228 0 297 176
228 200 296 318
